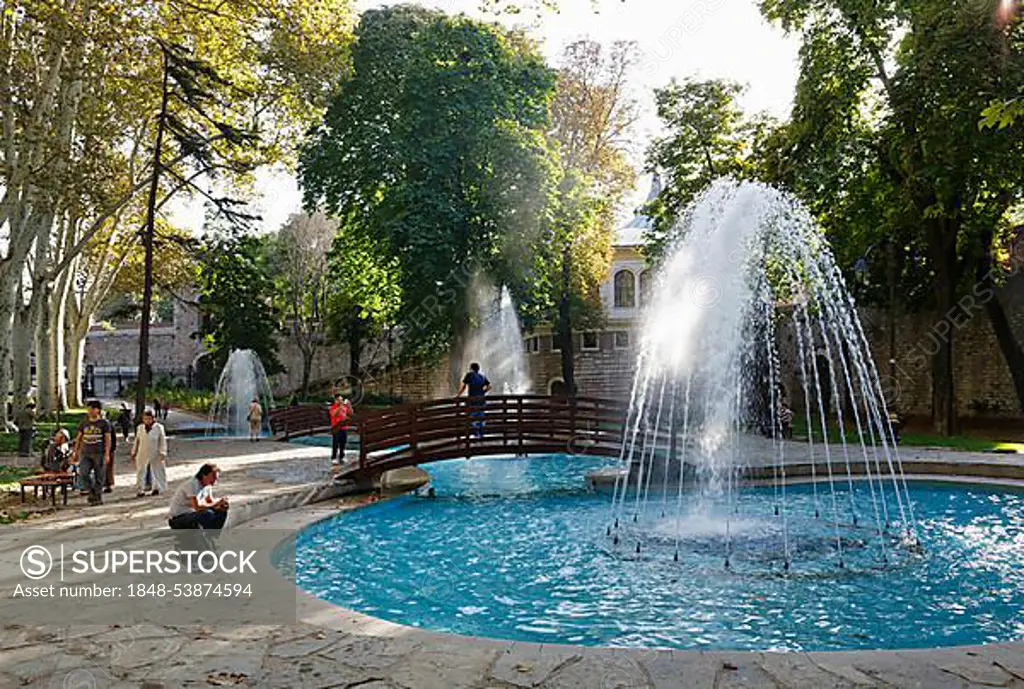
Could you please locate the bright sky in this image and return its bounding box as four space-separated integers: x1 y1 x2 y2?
171 0 799 233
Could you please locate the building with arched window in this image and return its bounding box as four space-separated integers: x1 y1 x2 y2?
524 176 660 399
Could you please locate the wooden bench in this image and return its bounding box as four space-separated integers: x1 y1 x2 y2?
20 472 75 506
268 405 333 440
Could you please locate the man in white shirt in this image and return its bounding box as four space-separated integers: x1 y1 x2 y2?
168 463 229 530
131 409 168 497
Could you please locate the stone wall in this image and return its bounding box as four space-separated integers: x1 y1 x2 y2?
85 275 1024 422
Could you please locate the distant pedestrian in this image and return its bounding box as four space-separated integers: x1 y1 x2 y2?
815 349 832 419
132 409 168 497
153 398 163 420
71 400 113 505
103 407 117 492
15 401 36 457
248 397 263 442
162 401 170 420
117 402 132 441
329 394 353 462
457 363 491 438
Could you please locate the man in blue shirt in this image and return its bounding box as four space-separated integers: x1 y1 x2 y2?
457 363 491 438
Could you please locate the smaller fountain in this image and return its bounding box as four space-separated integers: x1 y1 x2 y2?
461 277 530 394
209 349 276 436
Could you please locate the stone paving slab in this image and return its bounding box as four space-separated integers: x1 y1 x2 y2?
1 442 1023 688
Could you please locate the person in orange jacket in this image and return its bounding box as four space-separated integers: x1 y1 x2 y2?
330 393 354 462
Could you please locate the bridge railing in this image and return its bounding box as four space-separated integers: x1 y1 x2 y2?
352 395 626 477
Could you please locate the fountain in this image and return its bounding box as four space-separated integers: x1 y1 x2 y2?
605 179 917 572
209 349 276 436
461 277 530 394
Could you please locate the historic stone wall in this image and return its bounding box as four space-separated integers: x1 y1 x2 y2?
85 276 1024 421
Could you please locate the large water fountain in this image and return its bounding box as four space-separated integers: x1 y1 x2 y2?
460 276 530 394
209 349 275 436
292 181 1024 650
604 180 916 572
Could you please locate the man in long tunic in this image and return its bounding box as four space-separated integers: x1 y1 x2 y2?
131 409 168 497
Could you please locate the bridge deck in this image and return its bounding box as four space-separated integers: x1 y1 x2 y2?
341 395 626 479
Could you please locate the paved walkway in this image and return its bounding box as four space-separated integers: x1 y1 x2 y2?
1 437 1023 688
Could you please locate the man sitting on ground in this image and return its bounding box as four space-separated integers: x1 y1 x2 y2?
168 463 229 530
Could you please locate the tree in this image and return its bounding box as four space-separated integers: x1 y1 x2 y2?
528 39 637 393
300 6 557 381
760 0 1024 434
642 78 772 260
325 219 402 378
0 0 354 422
195 226 283 379
269 212 335 398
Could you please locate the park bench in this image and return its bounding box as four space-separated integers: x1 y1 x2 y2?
20 472 75 507
267 404 333 440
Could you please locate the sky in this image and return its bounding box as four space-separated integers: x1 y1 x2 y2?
171 0 799 234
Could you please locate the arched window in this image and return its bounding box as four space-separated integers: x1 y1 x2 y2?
639 270 652 306
614 269 636 308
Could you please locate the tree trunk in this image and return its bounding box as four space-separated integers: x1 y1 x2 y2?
929 219 957 435
0 269 17 428
558 242 575 396
300 348 314 400
12 298 34 413
66 323 85 409
136 47 169 420
35 280 56 415
348 329 364 378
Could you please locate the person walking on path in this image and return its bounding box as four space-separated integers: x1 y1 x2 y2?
102 408 117 492
71 400 112 505
153 398 163 421
117 402 132 441
131 408 168 497
329 394 354 463
15 401 36 457
168 463 228 530
247 397 263 442
457 362 491 438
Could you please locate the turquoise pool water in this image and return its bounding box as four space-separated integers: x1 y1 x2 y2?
293 455 1024 651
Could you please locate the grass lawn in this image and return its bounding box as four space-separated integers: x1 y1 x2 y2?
790 417 1024 453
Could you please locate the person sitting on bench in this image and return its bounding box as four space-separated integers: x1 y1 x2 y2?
41 428 72 473
167 463 229 530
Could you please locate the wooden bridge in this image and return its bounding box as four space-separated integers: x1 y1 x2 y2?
340 395 627 480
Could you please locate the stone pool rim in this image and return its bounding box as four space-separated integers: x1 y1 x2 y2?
256 464 1024 677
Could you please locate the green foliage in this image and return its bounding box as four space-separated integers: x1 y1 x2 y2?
325 217 402 373
643 78 774 261
760 0 1024 297
300 6 558 357
981 97 1024 129
194 220 283 377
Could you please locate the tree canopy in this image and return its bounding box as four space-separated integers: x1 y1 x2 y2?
755 0 1024 432
300 5 557 364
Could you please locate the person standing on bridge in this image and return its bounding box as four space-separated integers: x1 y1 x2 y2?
330 394 354 463
458 362 491 438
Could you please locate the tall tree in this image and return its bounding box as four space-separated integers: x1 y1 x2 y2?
0 0 354 422
643 78 772 260
269 212 335 398
300 6 556 381
194 226 283 379
325 219 402 378
532 39 638 393
760 0 1024 434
